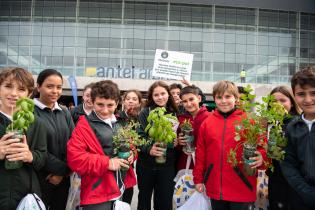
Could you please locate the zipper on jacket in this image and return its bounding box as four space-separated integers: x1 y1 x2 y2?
220 117 227 200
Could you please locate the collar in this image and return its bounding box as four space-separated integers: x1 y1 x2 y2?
93 110 117 128
34 98 62 111
83 103 92 115
218 107 237 118
301 114 315 131
0 111 12 121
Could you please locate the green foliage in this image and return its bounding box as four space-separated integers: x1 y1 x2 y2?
180 119 193 131
113 121 147 152
7 97 35 133
228 86 288 168
145 107 178 144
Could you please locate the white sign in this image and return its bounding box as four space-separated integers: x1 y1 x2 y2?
152 49 194 81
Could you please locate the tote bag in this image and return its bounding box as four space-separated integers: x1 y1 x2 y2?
16 193 46 210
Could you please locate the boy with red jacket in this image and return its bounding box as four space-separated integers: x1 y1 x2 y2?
176 85 210 171
193 80 266 210
67 80 136 210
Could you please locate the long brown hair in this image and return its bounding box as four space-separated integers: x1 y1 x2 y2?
146 81 178 113
270 85 301 116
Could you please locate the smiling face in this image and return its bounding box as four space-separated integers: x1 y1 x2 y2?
294 84 315 120
170 88 181 106
181 93 201 116
37 75 63 109
215 91 237 113
0 77 30 115
93 97 118 120
83 87 93 109
123 91 141 111
272 92 292 112
152 86 169 107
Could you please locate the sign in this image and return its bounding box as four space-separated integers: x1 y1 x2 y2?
68 76 78 106
152 49 194 81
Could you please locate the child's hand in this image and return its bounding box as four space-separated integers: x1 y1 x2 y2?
5 135 33 163
0 132 19 160
150 143 166 157
195 183 204 193
108 158 129 171
46 174 63 185
249 151 263 168
177 133 187 146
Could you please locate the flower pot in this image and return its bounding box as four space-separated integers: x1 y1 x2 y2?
242 143 257 176
118 145 131 171
155 142 167 164
182 129 195 154
5 130 23 170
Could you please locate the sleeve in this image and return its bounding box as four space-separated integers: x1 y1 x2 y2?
193 121 207 184
27 118 47 171
280 129 315 206
67 122 110 177
45 153 70 176
137 108 153 154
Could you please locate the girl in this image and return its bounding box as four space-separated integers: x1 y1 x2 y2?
33 69 74 210
193 80 266 210
137 81 178 210
267 85 301 210
71 83 94 124
118 89 143 204
0 67 47 210
67 80 136 210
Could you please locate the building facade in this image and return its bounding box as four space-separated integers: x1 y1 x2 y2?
0 0 314 94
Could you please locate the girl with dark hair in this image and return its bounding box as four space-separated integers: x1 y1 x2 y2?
267 85 301 210
118 89 143 204
34 69 74 210
137 81 178 210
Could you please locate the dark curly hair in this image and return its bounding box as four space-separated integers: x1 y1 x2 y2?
90 80 120 103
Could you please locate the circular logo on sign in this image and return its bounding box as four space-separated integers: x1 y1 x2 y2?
161 51 168 59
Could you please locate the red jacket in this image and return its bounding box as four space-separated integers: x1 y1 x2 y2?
67 116 136 205
177 106 211 170
193 109 266 202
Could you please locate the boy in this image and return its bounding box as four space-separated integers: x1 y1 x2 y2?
176 85 210 170
193 80 265 210
0 67 47 209
67 80 136 210
281 66 315 210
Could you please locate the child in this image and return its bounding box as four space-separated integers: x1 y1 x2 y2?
267 85 301 210
0 67 47 210
33 69 74 210
137 81 178 210
71 83 94 124
176 85 210 171
281 66 315 210
67 80 136 210
193 80 265 210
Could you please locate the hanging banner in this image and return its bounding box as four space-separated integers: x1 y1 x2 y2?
152 49 194 81
68 76 78 106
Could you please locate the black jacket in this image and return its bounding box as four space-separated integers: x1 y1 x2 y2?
70 103 85 125
34 105 74 177
0 112 47 210
137 106 176 168
281 116 315 208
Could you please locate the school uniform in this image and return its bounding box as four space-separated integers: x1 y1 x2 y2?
33 99 74 210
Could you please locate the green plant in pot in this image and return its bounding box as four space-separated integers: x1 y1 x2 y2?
113 121 146 170
180 119 195 153
228 85 288 175
5 97 35 170
227 85 266 176
145 107 178 164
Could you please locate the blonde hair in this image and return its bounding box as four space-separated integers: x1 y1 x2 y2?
213 80 239 99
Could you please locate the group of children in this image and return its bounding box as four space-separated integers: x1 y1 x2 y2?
0 66 314 210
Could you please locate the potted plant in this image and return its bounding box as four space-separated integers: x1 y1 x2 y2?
113 121 146 170
145 107 178 163
180 119 195 153
227 85 287 175
5 97 35 170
